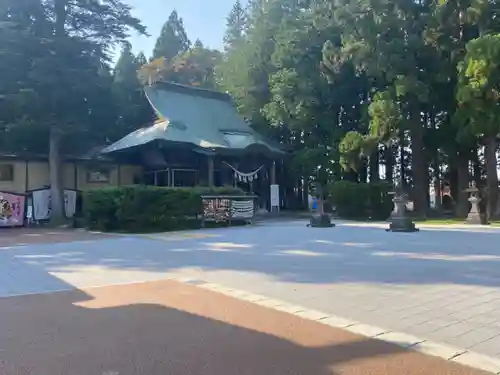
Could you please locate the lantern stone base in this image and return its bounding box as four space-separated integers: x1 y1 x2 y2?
465 197 484 225
386 216 419 232
465 213 482 225
307 213 335 228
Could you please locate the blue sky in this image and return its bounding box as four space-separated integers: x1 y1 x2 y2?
124 0 245 58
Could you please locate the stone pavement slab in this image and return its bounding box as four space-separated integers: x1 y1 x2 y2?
0 228 117 249
0 279 493 375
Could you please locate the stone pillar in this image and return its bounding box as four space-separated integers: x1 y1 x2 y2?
269 161 278 213
270 160 276 185
207 155 214 187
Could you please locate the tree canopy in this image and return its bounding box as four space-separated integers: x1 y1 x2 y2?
152 10 190 60
3 0 500 220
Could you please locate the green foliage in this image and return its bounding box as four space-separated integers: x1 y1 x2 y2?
83 185 246 232
223 0 247 50
139 45 222 89
328 181 393 220
152 10 190 60
456 34 500 137
5 0 500 220
456 33 500 217
112 43 154 138
1 0 147 221
368 91 402 142
339 131 366 172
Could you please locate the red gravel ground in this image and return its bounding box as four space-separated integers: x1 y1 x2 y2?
0 279 491 375
0 227 116 248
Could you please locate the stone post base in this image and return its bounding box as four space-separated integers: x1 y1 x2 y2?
307 214 335 228
386 216 419 232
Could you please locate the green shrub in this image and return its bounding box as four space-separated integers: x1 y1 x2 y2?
83 187 126 232
190 185 246 196
365 181 394 220
327 180 393 220
83 185 246 232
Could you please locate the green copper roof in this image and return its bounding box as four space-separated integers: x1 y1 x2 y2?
102 82 283 155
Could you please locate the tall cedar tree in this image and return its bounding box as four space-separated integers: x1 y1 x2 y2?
1 0 146 222
223 0 247 50
152 10 190 60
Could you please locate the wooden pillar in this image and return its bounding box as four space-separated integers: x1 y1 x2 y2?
24 160 29 192
208 155 214 187
73 163 78 190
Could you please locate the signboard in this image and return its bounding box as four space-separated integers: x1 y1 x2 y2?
31 188 78 220
270 184 279 208
231 199 254 219
202 198 231 223
0 192 25 227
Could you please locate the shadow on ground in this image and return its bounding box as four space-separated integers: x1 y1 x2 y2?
0 279 486 375
0 283 390 375
4 223 500 288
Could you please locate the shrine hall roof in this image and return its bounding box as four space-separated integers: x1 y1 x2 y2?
101 82 283 156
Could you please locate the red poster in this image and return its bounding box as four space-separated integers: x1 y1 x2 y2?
0 192 25 227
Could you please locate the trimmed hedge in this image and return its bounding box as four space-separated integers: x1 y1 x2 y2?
327 181 393 220
83 185 246 232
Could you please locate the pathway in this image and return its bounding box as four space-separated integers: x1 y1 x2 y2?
0 279 492 375
1 222 500 362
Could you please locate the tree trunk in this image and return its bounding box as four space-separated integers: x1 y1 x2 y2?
369 148 380 183
384 144 394 184
302 177 308 209
343 170 358 182
456 153 469 218
484 135 499 220
410 109 428 217
472 147 482 186
399 131 405 186
433 159 442 210
49 128 65 224
49 0 67 224
359 160 368 183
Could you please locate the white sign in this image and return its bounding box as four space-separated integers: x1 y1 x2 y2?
270 184 280 207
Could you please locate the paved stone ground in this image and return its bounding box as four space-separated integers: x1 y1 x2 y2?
0 227 115 248
0 279 491 375
1 221 500 359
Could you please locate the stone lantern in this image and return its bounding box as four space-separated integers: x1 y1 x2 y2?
307 182 335 228
386 185 419 232
464 182 483 225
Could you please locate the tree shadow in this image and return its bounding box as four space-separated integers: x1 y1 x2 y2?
2 223 500 289
0 280 476 375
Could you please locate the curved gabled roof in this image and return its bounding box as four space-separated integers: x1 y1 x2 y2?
102 82 284 155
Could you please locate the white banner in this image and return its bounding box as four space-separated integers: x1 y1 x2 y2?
32 189 51 221
64 190 77 218
32 189 78 220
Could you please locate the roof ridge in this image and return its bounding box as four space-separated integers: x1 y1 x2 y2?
151 81 233 102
